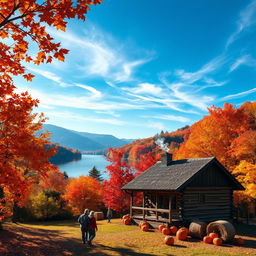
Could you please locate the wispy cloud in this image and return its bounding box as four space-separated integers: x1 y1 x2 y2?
46 111 125 125
226 0 256 48
75 83 102 99
123 82 164 96
148 121 167 131
220 87 256 101
28 67 70 87
143 114 190 123
229 54 256 72
48 27 152 83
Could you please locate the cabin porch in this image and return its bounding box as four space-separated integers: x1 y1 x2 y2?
129 191 183 227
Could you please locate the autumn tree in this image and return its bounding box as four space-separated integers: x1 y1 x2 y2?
232 161 256 202
89 166 103 182
0 92 57 223
0 0 102 222
39 168 68 194
103 148 136 213
135 151 158 173
63 176 103 215
175 103 251 168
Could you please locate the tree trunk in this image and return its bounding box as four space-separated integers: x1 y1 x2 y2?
0 187 3 229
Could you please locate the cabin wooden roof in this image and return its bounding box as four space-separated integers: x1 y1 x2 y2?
122 157 244 191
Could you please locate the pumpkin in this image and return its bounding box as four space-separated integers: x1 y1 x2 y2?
179 227 189 236
235 237 245 245
213 237 222 246
209 233 218 239
139 221 148 228
176 229 187 241
141 222 149 229
141 225 149 232
203 236 213 244
169 226 178 235
162 228 171 235
164 236 174 245
159 224 167 232
124 218 130 225
122 215 130 220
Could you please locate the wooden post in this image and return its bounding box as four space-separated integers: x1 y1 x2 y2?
130 192 133 218
143 192 145 219
169 194 172 224
156 192 158 221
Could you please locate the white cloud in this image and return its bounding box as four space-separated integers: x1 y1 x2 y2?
75 83 102 99
148 121 166 131
28 67 69 87
123 83 163 96
229 54 256 72
46 111 125 126
220 87 256 101
226 0 256 47
48 27 151 83
149 114 190 123
174 56 225 84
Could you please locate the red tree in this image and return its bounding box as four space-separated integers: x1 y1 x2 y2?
135 151 158 174
103 148 136 213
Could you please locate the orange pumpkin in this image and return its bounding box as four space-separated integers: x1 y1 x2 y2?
176 229 187 241
122 215 130 220
235 238 245 245
162 227 171 235
213 238 222 246
169 226 178 235
209 233 218 239
141 222 149 229
139 221 147 228
159 224 167 232
141 225 149 232
179 227 189 236
123 218 130 225
164 236 174 245
203 236 213 244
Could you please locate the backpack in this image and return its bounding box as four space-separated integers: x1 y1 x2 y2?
78 214 89 228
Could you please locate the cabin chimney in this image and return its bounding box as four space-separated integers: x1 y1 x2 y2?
161 152 172 166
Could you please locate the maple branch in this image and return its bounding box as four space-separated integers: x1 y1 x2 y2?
10 22 40 45
0 2 21 28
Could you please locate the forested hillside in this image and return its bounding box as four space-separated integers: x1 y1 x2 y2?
115 101 256 204
47 144 81 165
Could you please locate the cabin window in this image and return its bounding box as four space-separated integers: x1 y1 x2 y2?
198 194 206 204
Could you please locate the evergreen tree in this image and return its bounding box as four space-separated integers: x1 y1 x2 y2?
89 166 103 182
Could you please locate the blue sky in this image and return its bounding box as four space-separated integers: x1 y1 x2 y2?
15 0 256 139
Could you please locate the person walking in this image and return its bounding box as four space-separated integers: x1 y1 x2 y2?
88 211 98 246
106 207 112 223
78 208 89 244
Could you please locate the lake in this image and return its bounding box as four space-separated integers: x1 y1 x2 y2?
57 154 110 179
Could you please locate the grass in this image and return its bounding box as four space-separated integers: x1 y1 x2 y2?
1 219 255 256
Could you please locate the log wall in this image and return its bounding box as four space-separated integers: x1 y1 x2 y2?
183 188 232 222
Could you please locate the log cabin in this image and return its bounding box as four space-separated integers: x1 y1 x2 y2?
122 153 244 226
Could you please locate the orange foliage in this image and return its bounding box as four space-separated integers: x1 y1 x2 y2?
39 168 68 194
0 0 102 84
64 176 103 215
0 0 102 221
0 92 56 221
176 103 251 167
175 102 256 203
233 161 256 202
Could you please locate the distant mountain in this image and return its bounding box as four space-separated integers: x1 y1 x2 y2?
73 131 131 149
42 124 134 152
